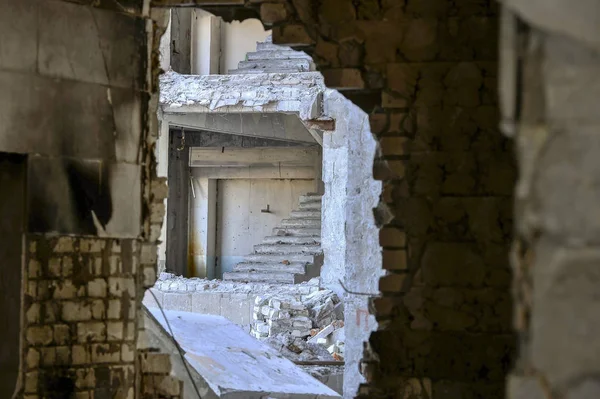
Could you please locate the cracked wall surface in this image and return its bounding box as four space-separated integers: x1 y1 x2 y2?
150 1 518 398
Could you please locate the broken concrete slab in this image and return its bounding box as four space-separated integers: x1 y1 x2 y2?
147 307 341 399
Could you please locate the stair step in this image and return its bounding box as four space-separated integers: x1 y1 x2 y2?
237 59 313 72
280 218 321 228
244 253 315 263
257 42 292 51
233 262 306 274
298 202 322 211
246 50 311 61
272 227 321 236
290 210 321 219
299 195 322 205
228 68 305 75
254 244 322 255
262 235 321 245
223 271 299 284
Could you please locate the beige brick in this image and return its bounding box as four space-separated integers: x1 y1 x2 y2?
124 322 135 341
369 113 388 135
26 348 40 370
121 343 135 362
111 241 121 254
56 346 70 365
379 136 410 156
53 324 71 345
150 178 168 201
28 259 41 279
107 299 122 319
107 321 124 341
143 266 156 288
26 303 40 324
72 345 90 365
41 347 56 366
91 343 121 363
77 321 106 343
272 24 314 46
54 237 75 252
382 249 408 270
62 302 92 322
74 392 90 399
141 353 172 374
140 244 157 264
80 239 105 253
26 326 53 346
150 203 165 224
373 159 406 180
108 277 135 297
109 255 121 275
48 258 61 277
53 280 78 299
322 68 365 90
27 281 37 297
88 278 107 298
261 3 288 24
29 241 37 253
24 371 38 393
379 273 408 293
43 302 58 323
90 257 103 276
379 227 407 247
91 299 106 320
62 256 74 277
153 375 182 396
75 368 96 389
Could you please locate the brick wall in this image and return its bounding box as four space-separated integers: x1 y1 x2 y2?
149 0 517 397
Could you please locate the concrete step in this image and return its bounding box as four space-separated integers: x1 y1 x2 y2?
223 271 299 284
257 42 292 51
299 194 322 205
244 253 315 264
272 227 321 236
237 59 313 72
262 235 321 245
298 201 322 211
280 218 321 228
246 50 312 61
254 244 322 255
233 262 307 274
228 68 305 75
290 210 321 219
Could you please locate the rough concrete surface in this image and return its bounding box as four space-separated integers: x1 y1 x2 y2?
149 307 340 398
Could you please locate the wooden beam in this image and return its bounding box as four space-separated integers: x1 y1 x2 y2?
189 147 318 167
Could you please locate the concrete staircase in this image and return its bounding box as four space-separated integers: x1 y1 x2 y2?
229 35 316 75
223 193 323 284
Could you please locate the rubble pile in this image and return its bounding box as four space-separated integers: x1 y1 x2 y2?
251 286 345 362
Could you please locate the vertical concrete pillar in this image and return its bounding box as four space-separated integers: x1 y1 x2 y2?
314 146 325 195
170 8 192 74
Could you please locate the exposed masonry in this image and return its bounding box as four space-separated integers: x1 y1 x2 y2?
223 193 324 284
159 70 325 121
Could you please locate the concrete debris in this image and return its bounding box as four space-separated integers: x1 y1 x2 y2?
159 70 325 121
251 288 345 363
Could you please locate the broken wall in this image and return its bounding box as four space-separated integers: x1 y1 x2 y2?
321 90 382 398
0 0 170 397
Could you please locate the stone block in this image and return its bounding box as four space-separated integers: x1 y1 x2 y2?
163 293 192 312
141 352 172 374
261 3 288 24
322 69 365 90
273 24 315 46
62 302 92 322
77 321 107 343
532 246 600 387
88 278 108 298
26 326 53 346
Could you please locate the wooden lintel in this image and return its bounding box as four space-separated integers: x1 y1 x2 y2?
304 118 336 132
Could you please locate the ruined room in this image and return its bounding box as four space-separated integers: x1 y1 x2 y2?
0 1 598 399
